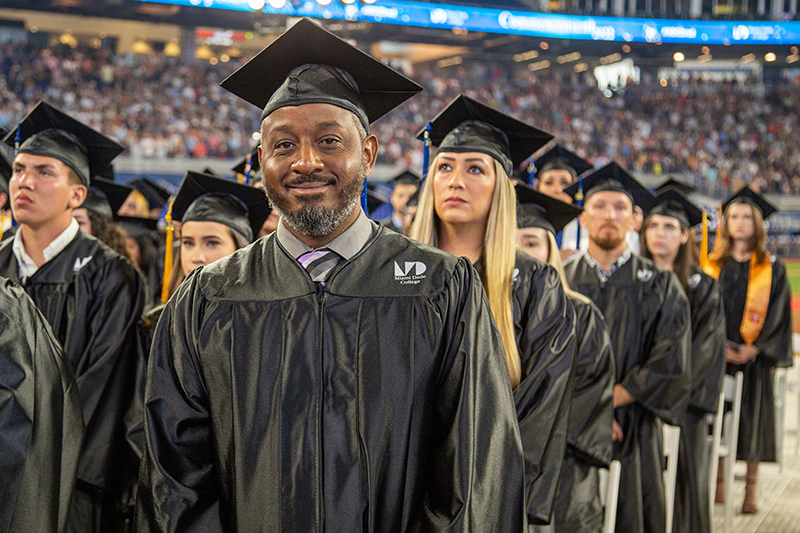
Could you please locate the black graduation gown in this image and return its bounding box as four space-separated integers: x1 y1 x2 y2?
673 270 726 533
508 252 578 526
136 227 526 532
0 277 84 533
0 231 145 533
718 256 793 462
564 253 691 533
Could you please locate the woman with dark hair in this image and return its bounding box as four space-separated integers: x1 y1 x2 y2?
408 95 577 527
704 187 793 514
640 187 726 533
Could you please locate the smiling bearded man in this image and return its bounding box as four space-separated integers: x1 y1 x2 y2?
135 19 526 533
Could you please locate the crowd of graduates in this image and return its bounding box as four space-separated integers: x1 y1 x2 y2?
0 18 794 533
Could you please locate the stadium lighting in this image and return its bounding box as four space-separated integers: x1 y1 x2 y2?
573 63 588 73
528 60 550 72
556 52 581 64
765 52 777 62
317 0 333 5
512 50 539 62
698 53 712 63
248 0 266 9
268 0 286 7
362 0 378 3
741 53 756 63
341 0 356 4
788 54 799 64
673 52 685 62
539 42 549 50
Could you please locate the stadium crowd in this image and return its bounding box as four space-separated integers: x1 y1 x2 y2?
2 40 800 195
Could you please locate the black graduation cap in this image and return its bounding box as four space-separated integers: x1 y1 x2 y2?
646 186 703 228
721 186 777 220
231 148 262 185
563 162 655 209
390 170 420 187
655 177 696 195
221 18 422 131
1 101 124 186
128 177 171 210
515 180 583 235
171 171 271 243
117 216 159 240
81 177 133 220
202 167 218 176
535 145 593 178
365 181 390 215
416 95 553 177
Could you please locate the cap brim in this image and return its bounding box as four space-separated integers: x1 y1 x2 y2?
515 180 583 234
647 186 704 227
534 145 593 177
563 161 655 208
172 171 272 238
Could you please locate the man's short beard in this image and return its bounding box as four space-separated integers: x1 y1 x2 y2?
593 232 627 251
264 164 366 238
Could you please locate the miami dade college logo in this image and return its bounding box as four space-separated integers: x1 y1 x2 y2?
394 261 427 285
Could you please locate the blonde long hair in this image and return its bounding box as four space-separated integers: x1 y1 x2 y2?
709 202 769 265
543 231 591 305
408 154 522 387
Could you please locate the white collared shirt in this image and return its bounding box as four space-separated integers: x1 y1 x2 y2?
13 218 80 282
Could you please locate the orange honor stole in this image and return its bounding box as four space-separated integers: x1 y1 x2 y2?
704 254 772 344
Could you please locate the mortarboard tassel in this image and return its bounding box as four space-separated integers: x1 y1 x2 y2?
700 210 709 269
0 214 8 242
14 123 21 155
361 183 368 214
244 152 253 186
161 201 175 304
713 205 723 255
421 121 432 184
575 176 584 249
527 160 536 187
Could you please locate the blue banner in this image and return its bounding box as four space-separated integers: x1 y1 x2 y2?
135 0 800 45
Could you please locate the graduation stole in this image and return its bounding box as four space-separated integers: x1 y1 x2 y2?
704 253 772 344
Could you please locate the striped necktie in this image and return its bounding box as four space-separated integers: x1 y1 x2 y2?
298 248 342 284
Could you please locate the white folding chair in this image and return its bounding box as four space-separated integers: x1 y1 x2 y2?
599 460 622 533
708 391 725 522
662 424 681 533
774 367 788 473
715 371 744 533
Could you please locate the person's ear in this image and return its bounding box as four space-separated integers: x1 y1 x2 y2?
67 184 87 210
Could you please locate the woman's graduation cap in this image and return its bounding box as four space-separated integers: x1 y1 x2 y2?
2 101 124 186
515 180 583 235
563 161 655 209
81 178 133 220
646 186 704 228
171 171 272 243
128 177 172 211
118 216 159 240
655 177 696 196
721 186 777 220
416 94 553 178
535 145 593 179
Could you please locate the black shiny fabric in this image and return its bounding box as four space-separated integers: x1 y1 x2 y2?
529 295 615 533
673 269 726 533
0 277 84 533
136 228 525 532
509 252 578 526
0 232 145 532
719 257 793 462
564 253 691 533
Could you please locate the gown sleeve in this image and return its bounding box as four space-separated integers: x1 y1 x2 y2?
414 258 526 532
569 298 615 468
77 258 144 463
514 262 577 525
619 271 692 426
135 272 224 532
754 259 794 368
688 275 727 413
0 279 84 533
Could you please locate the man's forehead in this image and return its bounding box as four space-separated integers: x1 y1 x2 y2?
586 190 633 207
261 103 361 134
13 152 68 169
